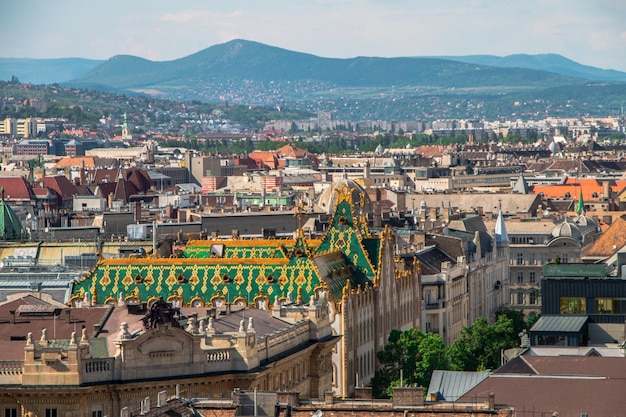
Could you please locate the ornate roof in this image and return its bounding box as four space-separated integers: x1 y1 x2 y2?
0 188 22 240
550 218 582 240
71 182 386 309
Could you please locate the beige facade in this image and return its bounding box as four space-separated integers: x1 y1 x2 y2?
484 216 593 319
0 301 336 417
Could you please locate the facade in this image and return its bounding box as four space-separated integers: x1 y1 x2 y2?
412 211 510 345
541 262 626 343
70 183 422 397
485 215 592 319
16 118 38 139
0 297 336 417
15 139 50 156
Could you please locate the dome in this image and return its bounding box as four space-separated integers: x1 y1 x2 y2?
315 179 370 215
550 218 582 240
574 214 597 231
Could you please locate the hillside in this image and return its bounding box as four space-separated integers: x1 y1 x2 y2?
437 53 626 83
0 58 104 84
2 40 626 120
64 39 592 104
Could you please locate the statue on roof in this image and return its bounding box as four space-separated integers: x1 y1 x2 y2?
142 297 181 330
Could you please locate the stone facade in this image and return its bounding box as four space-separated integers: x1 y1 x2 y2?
0 302 336 417
68 183 422 398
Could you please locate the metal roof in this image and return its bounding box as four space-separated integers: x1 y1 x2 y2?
427 370 490 401
530 315 588 333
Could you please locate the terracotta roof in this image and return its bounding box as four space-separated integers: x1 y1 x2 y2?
54 156 97 169
582 215 626 258
460 356 626 416
0 296 113 360
42 175 79 198
414 145 450 158
93 168 151 193
0 176 35 201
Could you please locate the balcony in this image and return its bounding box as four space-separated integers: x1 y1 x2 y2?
424 300 445 310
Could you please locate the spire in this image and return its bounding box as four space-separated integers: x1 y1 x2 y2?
575 188 585 215
495 209 509 244
511 174 530 194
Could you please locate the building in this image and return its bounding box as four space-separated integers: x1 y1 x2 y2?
14 139 50 156
0 295 337 417
70 182 422 397
540 262 626 344
485 215 591 319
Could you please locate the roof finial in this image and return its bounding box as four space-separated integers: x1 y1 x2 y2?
294 201 304 238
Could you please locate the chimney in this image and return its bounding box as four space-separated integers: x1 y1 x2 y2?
488 392 495 410
134 201 142 223
9 310 15 324
603 180 611 200
65 309 71 324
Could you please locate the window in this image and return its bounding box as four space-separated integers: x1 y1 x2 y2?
529 272 536 283
45 410 57 417
562 253 569 264
5 409 18 417
560 297 586 314
595 298 625 315
530 291 538 305
529 253 535 265
517 292 525 305
517 272 524 284
516 253 524 265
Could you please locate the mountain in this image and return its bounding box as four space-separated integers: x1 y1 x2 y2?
61 39 607 104
436 53 626 83
2 40 626 120
0 58 104 84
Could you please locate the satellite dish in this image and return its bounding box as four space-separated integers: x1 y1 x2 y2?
313 411 323 417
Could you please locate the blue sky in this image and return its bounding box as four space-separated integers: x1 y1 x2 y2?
2 0 626 72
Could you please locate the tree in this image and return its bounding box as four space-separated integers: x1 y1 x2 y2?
447 315 517 371
372 329 447 398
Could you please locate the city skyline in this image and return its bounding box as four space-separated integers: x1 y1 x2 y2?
1 0 626 73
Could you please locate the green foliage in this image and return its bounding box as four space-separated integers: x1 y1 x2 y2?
255 139 286 151
0 81 312 131
372 329 447 398
373 310 531 398
447 315 518 372
527 313 541 329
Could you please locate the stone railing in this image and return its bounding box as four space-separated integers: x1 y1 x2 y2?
260 320 310 362
81 358 114 384
0 360 23 384
206 350 231 363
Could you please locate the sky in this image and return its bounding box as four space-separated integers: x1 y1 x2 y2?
2 0 626 72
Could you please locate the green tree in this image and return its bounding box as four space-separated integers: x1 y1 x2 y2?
372 329 447 398
447 315 517 371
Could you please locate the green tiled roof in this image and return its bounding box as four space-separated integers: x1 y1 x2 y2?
0 198 22 240
71 184 383 309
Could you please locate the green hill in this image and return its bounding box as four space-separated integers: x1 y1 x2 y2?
66 39 591 102
437 53 626 83
0 58 104 84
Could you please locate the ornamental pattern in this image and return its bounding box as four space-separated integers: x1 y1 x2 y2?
70 185 383 309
